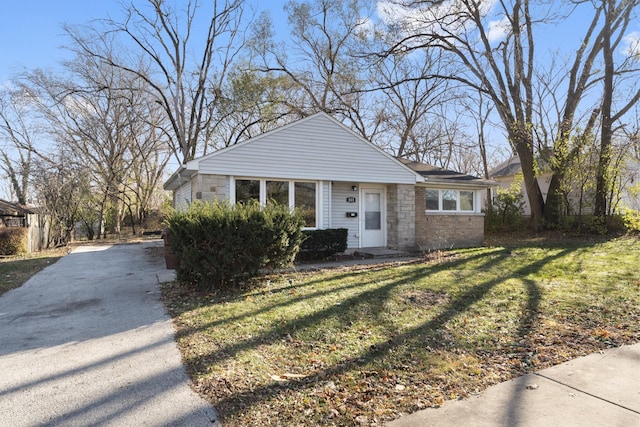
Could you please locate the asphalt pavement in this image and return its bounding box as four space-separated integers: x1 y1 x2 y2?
0 241 217 427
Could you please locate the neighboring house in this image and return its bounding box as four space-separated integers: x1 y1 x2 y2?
489 155 552 216
619 158 640 212
490 154 640 216
0 199 49 252
164 113 496 251
0 199 33 228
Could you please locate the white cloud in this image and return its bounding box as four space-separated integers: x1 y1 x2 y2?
622 31 640 58
486 16 509 43
376 0 501 47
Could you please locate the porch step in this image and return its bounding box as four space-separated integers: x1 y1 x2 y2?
346 247 414 259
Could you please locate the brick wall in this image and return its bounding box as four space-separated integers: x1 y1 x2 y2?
191 174 228 202
387 184 416 250
415 188 485 250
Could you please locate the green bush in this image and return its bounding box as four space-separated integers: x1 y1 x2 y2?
622 209 640 234
166 200 305 291
0 227 28 255
298 228 348 261
485 190 526 232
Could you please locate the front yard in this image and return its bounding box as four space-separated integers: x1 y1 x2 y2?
161 235 640 426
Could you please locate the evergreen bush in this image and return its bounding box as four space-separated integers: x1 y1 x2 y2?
0 227 28 255
165 200 305 291
298 228 348 261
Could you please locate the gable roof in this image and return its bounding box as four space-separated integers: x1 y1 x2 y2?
489 155 522 178
165 112 422 190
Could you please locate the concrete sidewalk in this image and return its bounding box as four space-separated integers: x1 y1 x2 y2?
389 343 640 427
0 241 217 426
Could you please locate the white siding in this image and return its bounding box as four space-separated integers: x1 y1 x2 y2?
196 114 417 185
331 182 361 248
174 181 192 211
321 180 331 228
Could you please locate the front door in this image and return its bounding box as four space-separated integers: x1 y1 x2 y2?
361 187 385 247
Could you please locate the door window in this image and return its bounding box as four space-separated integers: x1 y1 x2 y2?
365 192 381 230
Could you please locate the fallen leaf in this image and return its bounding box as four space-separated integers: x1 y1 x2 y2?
282 373 306 379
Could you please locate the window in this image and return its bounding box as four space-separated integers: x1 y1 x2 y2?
425 189 439 210
235 179 260 204
460 191 474 211
233 178 318 228
267 181 289 206
294 182 316 228
442 190 457 211
425 189 476 212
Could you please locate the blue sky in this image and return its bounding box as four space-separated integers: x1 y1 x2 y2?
0 1 117 82
2 1 637 84
0 0 291 84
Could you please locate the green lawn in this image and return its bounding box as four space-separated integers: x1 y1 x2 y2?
0 248 68 297
162 236 640 426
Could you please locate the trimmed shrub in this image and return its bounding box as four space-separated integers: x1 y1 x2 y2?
0 227 28 255
298 228 348 261
166 200 305 291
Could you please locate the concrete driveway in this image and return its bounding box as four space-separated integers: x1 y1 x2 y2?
0 241 217 426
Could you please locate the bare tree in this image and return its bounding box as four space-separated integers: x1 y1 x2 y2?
65 0 246 163
377 0 639 231
593 0 640 223
251 0 376 137
369 47 453 159
0 86 45 204
25 48 171 238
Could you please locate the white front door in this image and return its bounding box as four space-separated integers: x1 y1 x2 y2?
361 187 385 247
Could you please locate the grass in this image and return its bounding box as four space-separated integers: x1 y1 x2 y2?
0 247 69 296
161 235 640 426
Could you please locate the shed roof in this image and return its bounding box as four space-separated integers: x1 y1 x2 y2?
0 199 34 216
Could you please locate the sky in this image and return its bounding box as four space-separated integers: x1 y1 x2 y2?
0 0 291 85
2 1 638 101
0 1 117 83
0 0 638 200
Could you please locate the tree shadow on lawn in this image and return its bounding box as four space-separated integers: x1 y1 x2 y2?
171 248 494 350
180 244 594 424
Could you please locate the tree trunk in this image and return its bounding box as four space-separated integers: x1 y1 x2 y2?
517 144 545 232
594 0 615 224
544 173 563 225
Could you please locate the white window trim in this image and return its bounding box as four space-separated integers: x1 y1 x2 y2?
425 188 479 214
230 176 320 229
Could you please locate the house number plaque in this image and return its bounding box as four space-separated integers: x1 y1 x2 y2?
346 197 356 203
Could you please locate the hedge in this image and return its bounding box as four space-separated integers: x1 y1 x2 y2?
166 200 305 291
298 228 348 261
0 227 28 256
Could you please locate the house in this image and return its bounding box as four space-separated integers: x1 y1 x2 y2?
489 155 552 216
164 113 496 251
490 154 640 216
